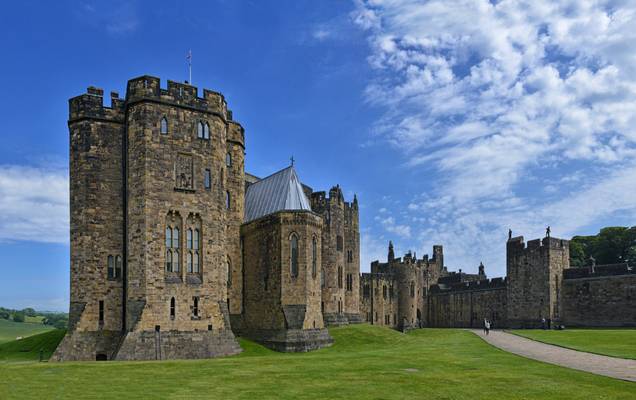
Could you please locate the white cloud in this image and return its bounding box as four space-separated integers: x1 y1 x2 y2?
353 0 636 275
78 1 140 35
0 165 69 244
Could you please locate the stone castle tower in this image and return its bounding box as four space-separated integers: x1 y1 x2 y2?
310 186 361 325
506 235 570 328
53 76 360 361
360 243 445 330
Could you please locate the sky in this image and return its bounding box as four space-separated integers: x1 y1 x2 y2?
1 0 636 311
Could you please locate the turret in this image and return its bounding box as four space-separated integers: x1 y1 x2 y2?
388 241 395 262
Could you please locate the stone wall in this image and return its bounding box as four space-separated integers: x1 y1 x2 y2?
562 265 636 327
427 279 507 328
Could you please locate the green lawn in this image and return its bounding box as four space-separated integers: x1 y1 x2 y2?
0 329 66 362
0 319 54 344
1 325 634 399
509 329 636 360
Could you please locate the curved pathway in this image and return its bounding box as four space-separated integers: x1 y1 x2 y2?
471 329 636 382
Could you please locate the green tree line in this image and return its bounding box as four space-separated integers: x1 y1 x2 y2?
0 306 68 329
570 226 636 267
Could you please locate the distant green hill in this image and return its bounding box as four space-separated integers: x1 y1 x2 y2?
0 329 65 362
0 319 54 344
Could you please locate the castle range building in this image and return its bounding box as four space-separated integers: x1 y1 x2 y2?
52 76 360 361
364 235 635 330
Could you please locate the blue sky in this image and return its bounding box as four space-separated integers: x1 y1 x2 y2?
1 0 636 311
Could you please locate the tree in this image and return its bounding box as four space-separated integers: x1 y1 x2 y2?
570 226 636 267
0 310 9 320
13 312 25 323
22 307 36 317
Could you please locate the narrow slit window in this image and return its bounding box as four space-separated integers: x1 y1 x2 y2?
204 123 210 140
226 152 232 167
204 169 211 189
290 234 299 278
227 257 232 287
107 255 115 279
98 300 104 323
115 255 122 279
197 121 204 139
312 236 317 278
160 117 168 134
170 297 176 319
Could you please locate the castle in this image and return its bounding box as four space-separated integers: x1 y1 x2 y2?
52 76 360 361
363 235 635 330
53 75 635 362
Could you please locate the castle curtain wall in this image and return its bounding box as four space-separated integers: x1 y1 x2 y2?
562 267 636 327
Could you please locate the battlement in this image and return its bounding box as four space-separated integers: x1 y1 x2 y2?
507 235 569 253
69 76 244 140
310 187 358 215
430 277 507 294
69 86 125 122
125 76 234 120
563 263 635 280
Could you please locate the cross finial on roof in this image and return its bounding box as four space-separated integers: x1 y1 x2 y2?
290 155 295 166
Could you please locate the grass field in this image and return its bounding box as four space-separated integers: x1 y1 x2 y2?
509 329 636 360
0 329 66 362
0 319 54 344
1 325 634 399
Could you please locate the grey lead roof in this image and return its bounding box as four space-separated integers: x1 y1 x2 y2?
244 166 312 223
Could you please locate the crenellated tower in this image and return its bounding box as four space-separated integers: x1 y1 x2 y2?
506 235 570 328
53 76 243 361
310 185 361 325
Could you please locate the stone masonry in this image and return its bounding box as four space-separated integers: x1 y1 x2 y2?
52 76 360 361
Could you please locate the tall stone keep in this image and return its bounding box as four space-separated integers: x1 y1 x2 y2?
53 76 243 361
506 235 570 328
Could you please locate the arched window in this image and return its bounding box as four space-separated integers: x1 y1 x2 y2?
170 297 176 319
194 229 199 250
226 191 231 209
312 236 317 278
338 266 343 288
227 257 232 287
173 249 180 272
115 255 122 279
204 123 210 140
160 117 168 134
197 121 204 139
290 233 299 278
173 228 179 249
187 229 193 250
166 227 172 248
107 255 115 279
193 252 199 273
166 249 173 272
187 252 193 273
226 152 232 167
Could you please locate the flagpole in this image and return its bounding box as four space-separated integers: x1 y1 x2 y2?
187 50 192 84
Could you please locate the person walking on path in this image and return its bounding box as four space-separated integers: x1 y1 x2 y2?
485 319 491 335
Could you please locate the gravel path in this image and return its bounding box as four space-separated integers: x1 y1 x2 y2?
471 329 636 382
